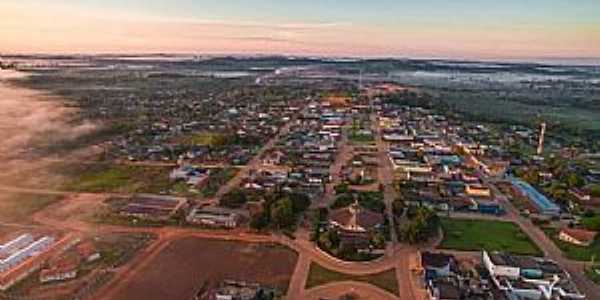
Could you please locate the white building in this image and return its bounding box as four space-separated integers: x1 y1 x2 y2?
0 236 55 273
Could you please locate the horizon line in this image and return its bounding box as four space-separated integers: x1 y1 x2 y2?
2 51 599 67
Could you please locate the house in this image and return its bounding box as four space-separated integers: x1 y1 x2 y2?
421 252 456 280
465 184 491 198
474 199 503 215
430 281 461 300
39 256 79 283
210 280 270 300
558 228 597 247
170 165 210 187
262 150 285 166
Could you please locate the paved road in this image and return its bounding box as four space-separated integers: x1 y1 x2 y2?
286 253 312 299
313 132 351 209
372 113 398 245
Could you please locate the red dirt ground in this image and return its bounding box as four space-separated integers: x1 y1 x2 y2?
108 237 298 300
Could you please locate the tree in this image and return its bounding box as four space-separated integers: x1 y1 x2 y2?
400 207 439 244
566 173 584 188
371 232 386 249
250 212 269 230
318 229 340 251
220 188 248 208
590 185 600 197
288 192 311 214
270 198 295 229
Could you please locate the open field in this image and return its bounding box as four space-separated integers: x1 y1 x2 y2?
59 164 174 194
305 262 399 296
543 228 600 261
109 237 298 300
439 218 542 256
0 193 63 223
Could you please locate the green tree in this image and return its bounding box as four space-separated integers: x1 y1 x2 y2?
220 188 248 208
566 173 584 188
271 198 295 229
289 192 311 214
590 185 600 197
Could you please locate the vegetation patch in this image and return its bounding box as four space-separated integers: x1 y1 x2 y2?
397 207 439 244
332 189 385 213
305 262 398 296
61 164 174 194
439 218 542 256
201 168 239 197
585 265 600 284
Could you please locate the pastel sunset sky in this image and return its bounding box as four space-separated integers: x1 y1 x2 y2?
1 0 599 59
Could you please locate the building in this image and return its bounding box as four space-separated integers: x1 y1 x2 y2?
465 184 491 198
474 199 503 215
482 251 585 300
119 194 187 221
186 207 239 228
202 280 275 300
421 252 456 280
0 235 59 291
39 256 79 283
0 234 34 256
329 201 384 249
558 228 597 247
0 236 55 273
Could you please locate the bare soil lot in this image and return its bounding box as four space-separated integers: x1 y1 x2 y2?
0 193 63 223
109 237 298 300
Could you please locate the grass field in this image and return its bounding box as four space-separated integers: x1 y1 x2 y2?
543 228 600 261
0 193 63 223
109 237 298 300
60 164 174 194
439 218 542 256
305 263 398 296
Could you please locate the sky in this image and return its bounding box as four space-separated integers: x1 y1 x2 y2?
1 0 599 60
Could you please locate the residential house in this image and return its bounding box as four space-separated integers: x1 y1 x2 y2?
558 228 597 247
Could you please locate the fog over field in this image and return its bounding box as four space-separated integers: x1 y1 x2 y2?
0 70 97 188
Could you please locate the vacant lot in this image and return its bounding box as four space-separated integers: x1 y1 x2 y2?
60 164 174 194
109 237 298 300
0 193 63 223
305 263 398 296
439 218 542 256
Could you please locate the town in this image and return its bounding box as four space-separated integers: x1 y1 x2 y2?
0 54 598 300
